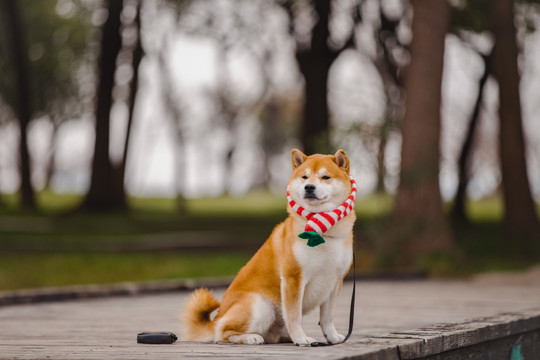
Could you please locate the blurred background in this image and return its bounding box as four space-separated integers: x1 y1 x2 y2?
0 0 539 291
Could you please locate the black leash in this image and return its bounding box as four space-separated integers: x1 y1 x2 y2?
298 252 356 347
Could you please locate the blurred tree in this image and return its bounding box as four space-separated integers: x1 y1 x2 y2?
77 0 145 211
81 0 125 210
0 0 93 206
390 0 453 264
372 0 409 193
170 0 287 194
451 51 491 222
450 0 496 223
490 0 540 239
214 42 241 195
37 3 94 190
282 0 361 154
450 0 540 235
0 98 13 205
157 32 187 212
256 98 283 187
164 0 236 197
250 43 289 190
120 0 144 205
0 0 35 209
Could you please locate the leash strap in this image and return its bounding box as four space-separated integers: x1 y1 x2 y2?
301 252 356 347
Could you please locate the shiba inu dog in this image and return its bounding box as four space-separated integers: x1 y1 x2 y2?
181 149 356 346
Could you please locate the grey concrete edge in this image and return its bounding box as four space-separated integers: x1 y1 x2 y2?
0 276 233 307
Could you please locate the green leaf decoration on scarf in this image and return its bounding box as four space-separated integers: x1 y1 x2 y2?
298 231 326 247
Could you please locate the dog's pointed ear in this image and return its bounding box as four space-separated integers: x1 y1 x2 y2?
333 149 350 173
291 149 307 169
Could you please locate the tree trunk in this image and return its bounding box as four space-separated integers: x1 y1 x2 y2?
257 99 281 189
297 0 334 155
214 44 239 195
120 0 144 201
45 121 60 189
81 0 125 211
299 58 331 155
490 0 540 239
391 0 453 264
1 0 36 209
373 5 405 194
375 125 388 193
283 0 359 155
157 36 186 212
451 53 491 222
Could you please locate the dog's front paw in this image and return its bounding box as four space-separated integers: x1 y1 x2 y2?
325 332 345 344
293 336 317 346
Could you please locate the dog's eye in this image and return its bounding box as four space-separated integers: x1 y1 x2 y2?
302 175 308 180
322 175 331 180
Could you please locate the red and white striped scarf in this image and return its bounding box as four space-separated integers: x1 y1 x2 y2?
287 175 357 247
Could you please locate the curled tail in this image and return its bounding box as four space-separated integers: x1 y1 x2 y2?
181 288 220 342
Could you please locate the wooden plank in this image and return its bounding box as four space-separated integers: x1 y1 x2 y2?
0 274 539 360
420 329 540 360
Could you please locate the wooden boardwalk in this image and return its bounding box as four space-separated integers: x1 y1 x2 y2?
1 267 540 359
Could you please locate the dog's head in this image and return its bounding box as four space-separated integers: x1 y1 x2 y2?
288 149 352 213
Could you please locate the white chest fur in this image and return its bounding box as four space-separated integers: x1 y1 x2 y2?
292 235 352 314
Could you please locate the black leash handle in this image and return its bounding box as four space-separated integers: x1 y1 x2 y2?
299 252 356 347
137 331 177 344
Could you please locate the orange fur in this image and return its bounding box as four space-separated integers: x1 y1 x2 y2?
181 288 220 342
180 149 356 345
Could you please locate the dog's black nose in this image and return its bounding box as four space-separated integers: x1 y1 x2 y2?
304 184 316 193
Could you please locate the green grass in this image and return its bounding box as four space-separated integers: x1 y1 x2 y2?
355 193 394 218
0 191 287 291
466 196 505 221
0 251 251 291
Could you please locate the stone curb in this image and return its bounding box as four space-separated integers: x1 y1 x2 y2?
0 277 233 307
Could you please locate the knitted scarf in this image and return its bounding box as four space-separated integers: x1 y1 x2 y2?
287 175 357 247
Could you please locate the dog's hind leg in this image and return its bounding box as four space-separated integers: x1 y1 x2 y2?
215 293 275 345
227 333 265 345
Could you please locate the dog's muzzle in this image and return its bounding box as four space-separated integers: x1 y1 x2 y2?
304 184 318 200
